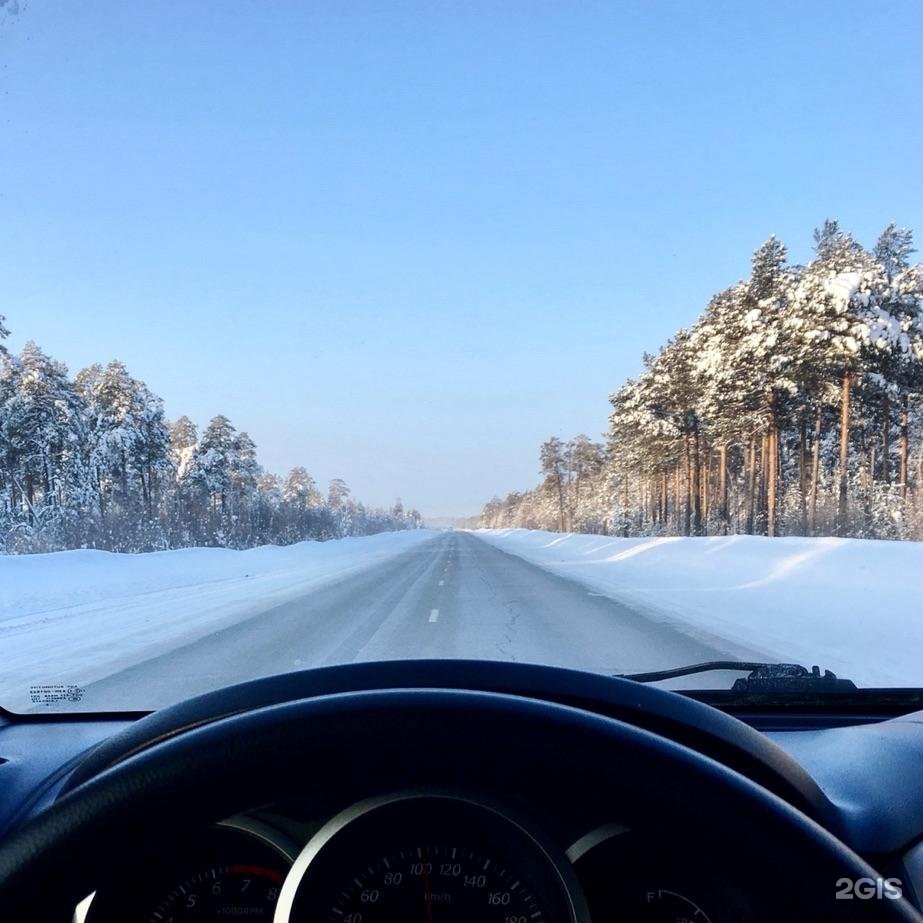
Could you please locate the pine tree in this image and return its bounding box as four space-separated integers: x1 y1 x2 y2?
875 224 915 280
539 437 568 531
1 343 88 546
190 415 237 543
327 478 350 509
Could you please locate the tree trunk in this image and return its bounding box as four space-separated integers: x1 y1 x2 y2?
798 412 808 535
556 475 566 533
661 471 668 525
621 476 630 536
691 426 703 536
759 432 769 535
673 464 683 535
882 396 891 485
701 443 710 530
767 423 778 538
810 405 822 534
746 437 757 534
573 470 581 528
865 443 876 526
24 474 35 524
683 437 692 537
7 472 17 520
141 469 152 519
718 444 728 535
96 468 106 519
899 396 909 502
837 370 853 534
43 455 53 505
13 474 37 524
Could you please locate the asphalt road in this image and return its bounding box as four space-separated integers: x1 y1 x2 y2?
81 531 755 710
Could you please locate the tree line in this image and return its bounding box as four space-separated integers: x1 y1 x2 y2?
481 221 923 541
0 317 421 553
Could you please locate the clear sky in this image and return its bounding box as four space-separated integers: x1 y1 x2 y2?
2 1 921 518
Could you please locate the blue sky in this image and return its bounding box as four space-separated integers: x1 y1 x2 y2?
2 1 921 517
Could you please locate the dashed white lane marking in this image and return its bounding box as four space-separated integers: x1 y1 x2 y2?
438 580 445 586
429 609 440 623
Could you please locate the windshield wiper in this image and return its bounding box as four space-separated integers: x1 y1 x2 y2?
617 661 857 693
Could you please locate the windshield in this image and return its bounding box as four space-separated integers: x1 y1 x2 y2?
2 2 922 713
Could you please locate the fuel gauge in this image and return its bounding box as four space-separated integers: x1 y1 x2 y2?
641 887 712 922
569 825 720 923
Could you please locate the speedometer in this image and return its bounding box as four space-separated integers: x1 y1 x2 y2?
328 844 546 921
275 794 588 923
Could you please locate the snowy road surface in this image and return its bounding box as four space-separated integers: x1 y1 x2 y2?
6 531 762 712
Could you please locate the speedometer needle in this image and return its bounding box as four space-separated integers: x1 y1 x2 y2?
422 857 434 923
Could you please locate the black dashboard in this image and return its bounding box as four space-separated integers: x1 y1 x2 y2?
73 790 746 922
1 661 923 922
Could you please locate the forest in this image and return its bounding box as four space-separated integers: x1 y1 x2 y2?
480 222 923 541
0 317 421 553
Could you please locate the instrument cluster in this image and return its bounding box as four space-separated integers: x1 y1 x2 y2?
80 792 728 923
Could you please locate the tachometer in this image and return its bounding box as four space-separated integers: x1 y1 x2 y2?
276 794 588 923
146 860 283 921
84 820 295 923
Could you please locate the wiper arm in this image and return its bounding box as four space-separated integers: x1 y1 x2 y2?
617 661 857 693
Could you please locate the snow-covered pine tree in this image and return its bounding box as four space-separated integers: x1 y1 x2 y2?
539 437 569 532
190 415 238 545
0 343 88 549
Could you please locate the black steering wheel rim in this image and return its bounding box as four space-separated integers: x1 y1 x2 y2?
58 660 834 822
0 686 919 921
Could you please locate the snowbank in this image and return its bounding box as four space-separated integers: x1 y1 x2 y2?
0 531 438 706
474 529 923 688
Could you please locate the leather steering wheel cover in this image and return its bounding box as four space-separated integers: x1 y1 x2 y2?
0 689 917 921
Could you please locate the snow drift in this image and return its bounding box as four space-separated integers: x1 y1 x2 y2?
475 528 922 688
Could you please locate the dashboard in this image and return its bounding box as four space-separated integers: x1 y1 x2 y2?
76 791 731 923
2 660 923 923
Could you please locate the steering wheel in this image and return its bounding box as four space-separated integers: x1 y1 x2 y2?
0 663 919 921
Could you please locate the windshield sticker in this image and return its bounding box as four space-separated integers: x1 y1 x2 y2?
29 684 86 707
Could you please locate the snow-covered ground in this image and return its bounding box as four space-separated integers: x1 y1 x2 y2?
475 528 923 688
0 530 438 708
3 527 919 713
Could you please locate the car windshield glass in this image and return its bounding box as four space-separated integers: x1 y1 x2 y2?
1 2 922 713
